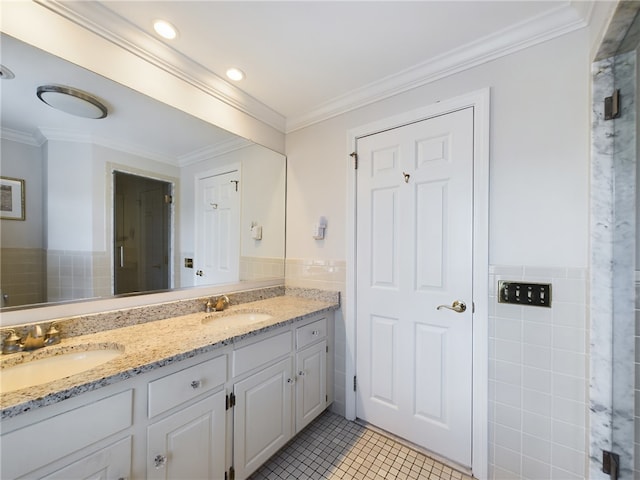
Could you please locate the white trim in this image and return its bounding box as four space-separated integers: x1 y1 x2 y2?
345 88 490 479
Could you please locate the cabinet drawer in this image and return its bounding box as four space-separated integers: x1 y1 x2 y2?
296 318 327 350
1 390 133 480
148 355 226 418
233 331 292 378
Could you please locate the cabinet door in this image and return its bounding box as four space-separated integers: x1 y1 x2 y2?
296 340 327 432
38 437 131 480
233 357 293 479
147 391 226 480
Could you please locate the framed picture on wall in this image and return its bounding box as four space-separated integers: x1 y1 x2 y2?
0 176 25 221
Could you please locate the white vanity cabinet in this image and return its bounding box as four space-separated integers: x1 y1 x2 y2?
232 331 294 479
0 309 334 480
146 355 228 480
0 389 134 480
231 314 331 479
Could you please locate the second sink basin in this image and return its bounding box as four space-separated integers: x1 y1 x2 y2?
202 310 273 328
0 345 124 394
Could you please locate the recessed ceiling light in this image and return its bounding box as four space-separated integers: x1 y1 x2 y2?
226 67 245 82
153 20 178 40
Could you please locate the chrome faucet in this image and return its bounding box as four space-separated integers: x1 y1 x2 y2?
1 323 61 354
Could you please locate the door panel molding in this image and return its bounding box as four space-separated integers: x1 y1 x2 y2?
345 88 489 479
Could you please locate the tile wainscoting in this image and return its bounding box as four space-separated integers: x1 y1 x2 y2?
489 266 588 479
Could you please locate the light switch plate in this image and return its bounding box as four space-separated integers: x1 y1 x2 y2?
498 281 551 307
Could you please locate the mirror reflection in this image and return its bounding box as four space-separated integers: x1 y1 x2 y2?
0 33 286 310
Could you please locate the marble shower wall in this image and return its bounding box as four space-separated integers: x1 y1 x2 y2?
590 49 636 479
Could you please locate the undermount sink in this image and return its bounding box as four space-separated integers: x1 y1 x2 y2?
0 346 123 394
202 310 273 327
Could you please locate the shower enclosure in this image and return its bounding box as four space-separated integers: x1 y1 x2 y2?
114 171 171 295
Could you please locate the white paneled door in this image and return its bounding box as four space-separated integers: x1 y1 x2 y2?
195 169 240 285
355 108 474 467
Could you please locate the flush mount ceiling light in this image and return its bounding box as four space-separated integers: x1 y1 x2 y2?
153 19 178 40
37 85 108 119
226 67 245 82
0 65 15 80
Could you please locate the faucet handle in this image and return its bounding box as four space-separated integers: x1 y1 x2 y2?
45 323 61 346
2 329 23 354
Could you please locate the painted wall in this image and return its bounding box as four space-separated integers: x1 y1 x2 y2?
285 28 591 480
0 138 44 248
286 29 589 269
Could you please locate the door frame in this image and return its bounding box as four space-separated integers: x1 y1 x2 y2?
345 88 490 479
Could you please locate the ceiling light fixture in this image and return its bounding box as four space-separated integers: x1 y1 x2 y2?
0 65 15 80
153 20 178 40
226 67 245 82
36 85 108 119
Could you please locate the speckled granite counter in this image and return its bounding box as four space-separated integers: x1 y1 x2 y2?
1 294 338 420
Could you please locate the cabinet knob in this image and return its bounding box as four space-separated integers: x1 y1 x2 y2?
190 380 202 389
298 370 306 377
287 378 295 384
311 330 320 336
154 454 167 469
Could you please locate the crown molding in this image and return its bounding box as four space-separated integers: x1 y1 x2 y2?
36 0 287 133
37 127 179 166
285 2 591 133
178 137 253 167
0 127 45 146
35 0 592 136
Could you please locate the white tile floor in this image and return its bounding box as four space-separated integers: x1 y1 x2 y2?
248 411 474 480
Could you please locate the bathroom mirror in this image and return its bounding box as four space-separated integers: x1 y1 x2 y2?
0 33 286 310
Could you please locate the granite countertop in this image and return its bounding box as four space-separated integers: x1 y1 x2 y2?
0 295 338 420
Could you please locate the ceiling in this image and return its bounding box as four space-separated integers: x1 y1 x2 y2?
44 0 593 133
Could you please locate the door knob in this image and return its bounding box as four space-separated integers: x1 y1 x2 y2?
436 300 466 313
196 270 204 276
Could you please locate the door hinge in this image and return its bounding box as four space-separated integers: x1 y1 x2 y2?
353 375 357 392
350 152 358 170
326 345 329 353
164 194 173 204
603 450 620 480
604 89 621 120
226 392 236 410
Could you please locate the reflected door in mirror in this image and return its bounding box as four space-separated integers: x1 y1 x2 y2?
196 168 240 284
114 172 171 294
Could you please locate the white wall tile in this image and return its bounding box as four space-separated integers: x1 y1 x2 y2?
523 344 552 370
522 411 552 441
522 455 551 480
523 321 552 347
552 420 586 452
522 434 551 463
522 366 552 394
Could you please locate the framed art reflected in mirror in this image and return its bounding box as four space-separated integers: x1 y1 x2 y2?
0 176 25 221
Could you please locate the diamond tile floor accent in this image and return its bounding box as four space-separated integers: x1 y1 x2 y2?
248 411 474 480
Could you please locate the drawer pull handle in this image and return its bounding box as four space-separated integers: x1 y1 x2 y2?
190 380 202 389
154 454 167 469
311 330 320 336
